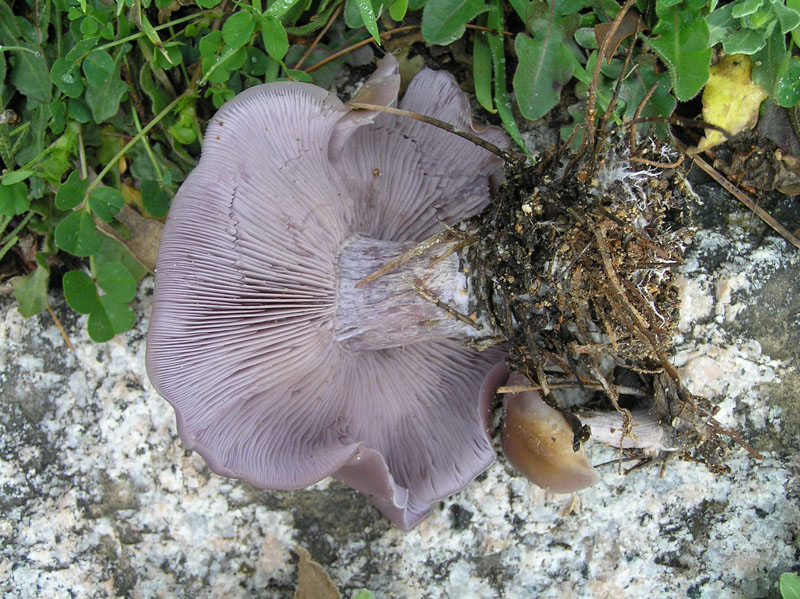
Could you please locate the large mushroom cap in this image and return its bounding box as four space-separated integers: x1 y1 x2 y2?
146 55 509 529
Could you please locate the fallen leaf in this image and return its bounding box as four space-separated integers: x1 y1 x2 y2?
595 10 648 63
694 54 768 153
293 546 340 599
775 150 800 195
384 31 425 92
97 204 163 272
757 101 800 157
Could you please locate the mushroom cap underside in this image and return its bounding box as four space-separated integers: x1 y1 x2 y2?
146 56 509 528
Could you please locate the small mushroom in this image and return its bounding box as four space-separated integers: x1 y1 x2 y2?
501 374 600 493
146 55 510 529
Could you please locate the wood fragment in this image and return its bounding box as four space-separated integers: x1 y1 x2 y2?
690 152 800 250
47 306 75 353
355 229 454 288
407 277 484 331
349 102 516 162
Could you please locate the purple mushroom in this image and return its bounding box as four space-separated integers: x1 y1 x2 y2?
146 55 510 529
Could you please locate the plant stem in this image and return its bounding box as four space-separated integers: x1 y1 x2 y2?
0 211 34 261
87 92 188 196
0 45 40 55
198 46 241 86
96 10 216 53
131 103 164 182
77 125 88 180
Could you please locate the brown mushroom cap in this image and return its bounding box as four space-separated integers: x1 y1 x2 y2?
501 374 600 493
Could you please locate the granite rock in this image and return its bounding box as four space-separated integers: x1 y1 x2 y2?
1 184 799 599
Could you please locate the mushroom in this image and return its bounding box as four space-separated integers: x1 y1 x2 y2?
501 374 600 493
146 55 510 529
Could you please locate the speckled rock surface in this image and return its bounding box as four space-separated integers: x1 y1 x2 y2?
2 183 799 598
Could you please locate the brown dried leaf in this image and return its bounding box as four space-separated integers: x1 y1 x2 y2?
384 31 425 92
96 204 162 273
293 546 340 599
595 10 647 63
775 150 800 195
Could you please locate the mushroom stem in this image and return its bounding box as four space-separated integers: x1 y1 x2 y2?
579 410 676 452
334 234 481 351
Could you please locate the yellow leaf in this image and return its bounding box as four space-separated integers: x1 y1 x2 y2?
121 182 144 212
694 54 768 153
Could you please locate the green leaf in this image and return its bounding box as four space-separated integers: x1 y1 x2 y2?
89 186 123 222
352 0 382 44
129 142 185 187
723 27 767 54
199 30 224 57
742 2 776 28
264 0 304 19
140 179 170 218
647 0 711 100
65 37 102 64
787 0 800 45
781 573 800 599
96 261 136 302
204 46 247 83
285 1 346 35
49 99 67 134
0 182 30 216
473 28 495 112
422 0 486 45
50 57 84 98
68 97 93 123
2 170 34 185
486 0 528 154
388 0 409 20
56 170 89 210
63 269 98 314
284 68 313 82
513 29 574 121
82 49 115 86
11 52 50 99
0 4 52 102
0 49 6 106
55 210 103 256
344 0 379 28
154 42 183 69
222 11 256 48
752 25 788 96
574 27 597 48
95 235 148 282
774 57 800 107
85 46 129 123
771 0 800 33
81 15 100 37
245 46 272 76
706 3 736 46
139 63 170 115
196 0 222 7
88 295 135 341
259 15 289 60
618 55 676 139
732 0 764 18
13 261 49 317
